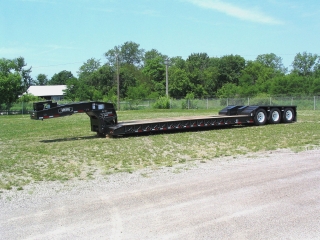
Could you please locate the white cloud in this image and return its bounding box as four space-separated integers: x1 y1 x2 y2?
185 0 284 25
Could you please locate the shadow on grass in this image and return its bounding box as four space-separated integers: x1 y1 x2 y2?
40 125 254 141
40 135 97 143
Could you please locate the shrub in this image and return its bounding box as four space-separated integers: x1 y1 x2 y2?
153 96 170 109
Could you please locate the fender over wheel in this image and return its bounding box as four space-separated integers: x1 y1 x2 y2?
268 108 281 124
254 109 267 126
282 108 295 123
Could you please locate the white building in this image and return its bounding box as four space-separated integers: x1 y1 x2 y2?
27 85 67 100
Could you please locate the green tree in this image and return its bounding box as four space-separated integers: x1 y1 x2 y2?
0 58 15 73
36 74 48 85
291 52 320 76
144 49 167 65
118 64 138 98
168 67 191 98
64 77 92 101
170 56 186 69
238 73 258 97
203 65 219 96
256 53 287 74
216 83 239 98
142 56 166 96
0 58 23 108
17 93 40 103
186 53 215 97
186 53 210 97
49 70 76 85
89 64 115 94
142 57 165 82
241 61 276 94
217 54 246 88
126 83 151 99
12 57 33 91
0 74 21 108
77 58 101 79
312 77 320 94
105 41 145 67
269 74 312 96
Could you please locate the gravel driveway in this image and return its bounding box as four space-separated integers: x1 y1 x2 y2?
1 149 320 240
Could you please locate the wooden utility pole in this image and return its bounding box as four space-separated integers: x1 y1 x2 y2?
116 54 120 111
164 58 170 97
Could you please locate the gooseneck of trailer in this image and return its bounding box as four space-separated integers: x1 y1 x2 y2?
30 101 297 137
30 100 118 136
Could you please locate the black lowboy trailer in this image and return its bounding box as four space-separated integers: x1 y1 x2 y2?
30 101 297 137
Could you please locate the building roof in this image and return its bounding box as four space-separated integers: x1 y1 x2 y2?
27 85 67 96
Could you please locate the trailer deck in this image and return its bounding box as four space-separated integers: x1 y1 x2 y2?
30 101 297 137
108 114 253 136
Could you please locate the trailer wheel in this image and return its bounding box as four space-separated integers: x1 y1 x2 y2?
96 132 106 137
282 108 294 123
268 108 281 124
254 109 267 126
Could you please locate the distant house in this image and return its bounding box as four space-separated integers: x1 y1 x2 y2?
26 85 67 101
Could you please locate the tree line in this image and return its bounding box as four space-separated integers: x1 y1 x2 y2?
1 41 320 109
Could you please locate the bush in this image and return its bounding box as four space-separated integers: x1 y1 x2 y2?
250 93 271 105
181 92 198 109
17 93 42 103
153 96 170 109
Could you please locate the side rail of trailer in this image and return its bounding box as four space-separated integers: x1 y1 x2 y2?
30 101 297 137
106 105 297 136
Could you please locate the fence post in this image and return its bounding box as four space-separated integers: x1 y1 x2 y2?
314 96 316 111
207 98 208 109
270 97 272 105
227 98 228 106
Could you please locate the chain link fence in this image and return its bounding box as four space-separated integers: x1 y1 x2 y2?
120 96 320 111
1 96 319 115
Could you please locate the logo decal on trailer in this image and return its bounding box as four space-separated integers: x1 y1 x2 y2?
58 107 73 113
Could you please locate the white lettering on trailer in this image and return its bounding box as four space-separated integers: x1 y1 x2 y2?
58 107 73 113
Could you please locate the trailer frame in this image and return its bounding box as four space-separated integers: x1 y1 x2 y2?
30 101 297 137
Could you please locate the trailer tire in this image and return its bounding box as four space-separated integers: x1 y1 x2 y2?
282 108 294 123
96 132 106 138
254 109 267 126
268 108 281 124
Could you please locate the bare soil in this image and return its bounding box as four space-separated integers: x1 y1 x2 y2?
1 149 319 240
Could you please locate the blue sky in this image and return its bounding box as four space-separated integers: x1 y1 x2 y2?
1 0 320 78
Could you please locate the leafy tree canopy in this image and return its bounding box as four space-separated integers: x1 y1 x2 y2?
35 74 48 86
256 53 287 74
291 52 320 76
48 70 76 85
105 41 145 67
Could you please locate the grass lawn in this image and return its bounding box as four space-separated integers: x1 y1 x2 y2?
0 109 320 190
